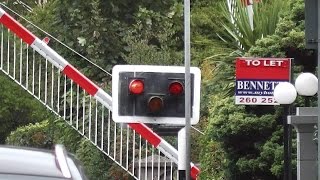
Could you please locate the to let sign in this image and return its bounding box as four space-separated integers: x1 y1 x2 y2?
235 57 291 105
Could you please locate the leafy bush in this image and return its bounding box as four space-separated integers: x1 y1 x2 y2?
75 139 132 180
75 139 112 180
6 120 52 148
0 73 50 143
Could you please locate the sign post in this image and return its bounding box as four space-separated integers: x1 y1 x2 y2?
235 57 292 179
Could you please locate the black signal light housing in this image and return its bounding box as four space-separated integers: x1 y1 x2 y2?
112 65 201 125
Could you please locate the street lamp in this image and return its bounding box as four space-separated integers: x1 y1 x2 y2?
274 72 318 180
274 82 297 104
274 72 318 108
274 81 296 180
295 72 318 106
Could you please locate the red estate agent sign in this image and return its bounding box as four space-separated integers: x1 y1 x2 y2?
235 57 291 105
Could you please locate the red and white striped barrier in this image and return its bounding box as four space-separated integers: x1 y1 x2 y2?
0 8 200 179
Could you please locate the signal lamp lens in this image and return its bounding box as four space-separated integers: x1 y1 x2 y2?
148 96 163 113
129 79 144 95
169 81 184 95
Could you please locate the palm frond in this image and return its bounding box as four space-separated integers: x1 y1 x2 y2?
214 0 289 52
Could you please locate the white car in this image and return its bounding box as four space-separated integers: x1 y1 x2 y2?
0 145 88 180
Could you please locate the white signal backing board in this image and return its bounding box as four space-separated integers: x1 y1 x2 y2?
112 65 201 125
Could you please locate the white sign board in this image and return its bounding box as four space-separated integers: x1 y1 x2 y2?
235 57 291 105
112 65 201 125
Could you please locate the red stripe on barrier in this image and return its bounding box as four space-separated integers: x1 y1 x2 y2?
128 123 161 147
0 13 36 45
63 65 99 96
191 166 200 180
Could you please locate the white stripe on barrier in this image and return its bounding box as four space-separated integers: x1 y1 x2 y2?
31 38 68 70
159 140 178 161
94 88 112 110
31 42 61 69
0 8 5 17
157 145 178 163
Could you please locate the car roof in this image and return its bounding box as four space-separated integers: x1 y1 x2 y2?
0 145 85 180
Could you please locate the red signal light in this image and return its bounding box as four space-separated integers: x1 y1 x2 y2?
148 96 163 113
169 81 184 95
129 79 144 95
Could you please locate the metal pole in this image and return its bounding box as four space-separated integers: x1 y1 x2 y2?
283 105 289 180
178 128 187 180
288 122 292 180
184 0 191 179
317 0 320 179
287 59 294 180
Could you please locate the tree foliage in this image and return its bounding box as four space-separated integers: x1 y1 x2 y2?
216 0 289 53
75 140 112 180
6 120 52 148
0 0 312 179
0 72 50 143
122 4 184 66
199 0 307 179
